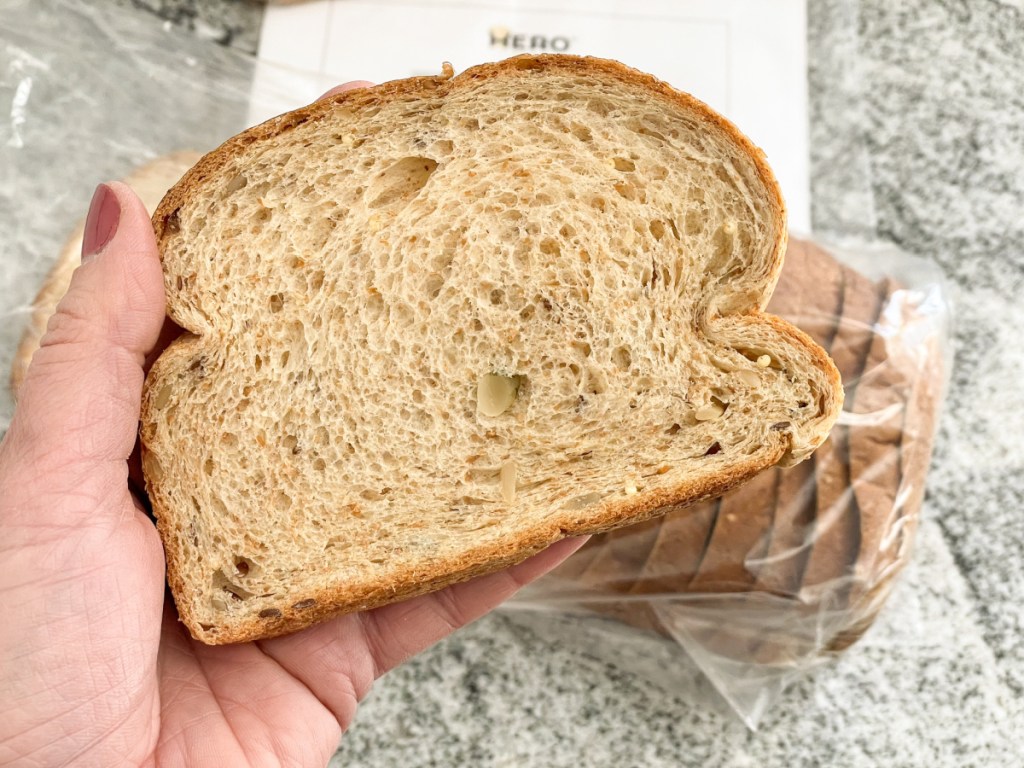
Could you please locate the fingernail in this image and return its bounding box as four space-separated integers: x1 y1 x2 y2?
82 183 121 263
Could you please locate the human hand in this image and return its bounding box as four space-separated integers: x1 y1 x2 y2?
0 82 586 767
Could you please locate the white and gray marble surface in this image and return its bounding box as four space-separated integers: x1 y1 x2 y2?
2 1 1023 765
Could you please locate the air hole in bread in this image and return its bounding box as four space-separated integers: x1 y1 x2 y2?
572 340 592 357
649 220 666 241
709 223 737 273
612 157 635 172
569 121 592 142
714 163 734 187
234 556 259 577
225 174 247 195
705 441 722 455
538 238 561 257
639 261 655 289
269 293 284 312
711 388 732 404
212 568 254 604
419 272 442 298
312 457 327 472
614 182 640 202
431 139 454 156
274 492 292 512
165 210 180 234
367 156 438 209
684 210 703 236
612 345 633 371
586 365 608 395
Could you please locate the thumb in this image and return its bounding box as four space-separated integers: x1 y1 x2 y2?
1 182 165 509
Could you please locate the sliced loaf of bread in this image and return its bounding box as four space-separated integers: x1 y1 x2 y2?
141 55 842 644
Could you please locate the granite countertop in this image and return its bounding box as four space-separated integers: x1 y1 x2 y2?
7 1 1024 764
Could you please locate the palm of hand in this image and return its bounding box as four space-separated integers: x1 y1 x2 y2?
0 182 580 767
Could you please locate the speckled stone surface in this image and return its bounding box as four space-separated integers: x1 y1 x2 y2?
105 0 263 51
332 521 1019 767
2 1 1023 765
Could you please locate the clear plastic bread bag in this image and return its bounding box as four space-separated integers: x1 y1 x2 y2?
505 236 953 728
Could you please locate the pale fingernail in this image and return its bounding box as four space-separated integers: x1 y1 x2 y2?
318 80 376 101
81 183 121 263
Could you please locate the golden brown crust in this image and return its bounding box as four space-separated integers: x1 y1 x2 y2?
687 469 778 591
142 55 838 645
799 269 886 597
751 460 816 595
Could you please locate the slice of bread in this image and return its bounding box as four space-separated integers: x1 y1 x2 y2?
9 152 201 399
140 55 842 644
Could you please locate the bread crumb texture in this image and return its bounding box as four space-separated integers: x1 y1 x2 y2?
141 55 841 643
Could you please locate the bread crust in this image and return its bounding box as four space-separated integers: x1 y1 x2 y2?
142 55 841 644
